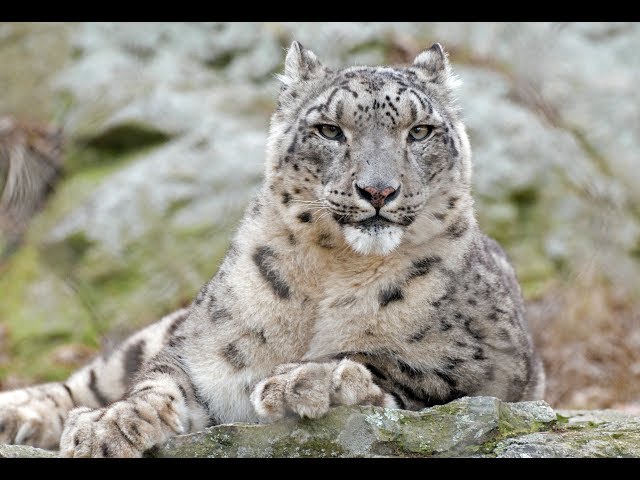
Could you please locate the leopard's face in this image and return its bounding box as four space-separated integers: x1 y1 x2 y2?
267 43 471 256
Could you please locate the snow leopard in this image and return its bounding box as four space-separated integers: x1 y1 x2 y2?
0 42 545 457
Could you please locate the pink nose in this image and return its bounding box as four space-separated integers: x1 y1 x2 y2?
357 185 399 209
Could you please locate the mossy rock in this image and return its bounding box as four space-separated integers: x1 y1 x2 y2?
4 397 640 458
153 396 558 458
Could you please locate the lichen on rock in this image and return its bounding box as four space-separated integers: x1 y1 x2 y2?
3 396 638 458
148 397 630 458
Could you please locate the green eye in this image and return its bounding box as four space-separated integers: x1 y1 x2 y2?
317 124 344 140
408 125 434 141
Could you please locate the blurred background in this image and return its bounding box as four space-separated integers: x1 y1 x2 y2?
0 22 638 411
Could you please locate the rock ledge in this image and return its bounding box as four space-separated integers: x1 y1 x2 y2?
2 397 639 458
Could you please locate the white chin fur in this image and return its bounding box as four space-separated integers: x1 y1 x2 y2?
343 225 403 256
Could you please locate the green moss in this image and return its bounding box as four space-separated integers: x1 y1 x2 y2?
0 244 101 383
62 125 171 178
0 216 235 379
368 409 457 457
348 39 389 57
66 232 93 257
0 117 241 379
206 51 236 69
204 46 254 71
63 142 124 175
509 187 539 210
26 141 167 247
429 402 464 416
478 439 499 456
83 122 171 153
52 89 75 126
477 188 558 300
166 198 193 216
1 174 241 384
212 431 234 447
498 404 556 437
42 231 94 273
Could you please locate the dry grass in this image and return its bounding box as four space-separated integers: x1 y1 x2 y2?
528 271 640 410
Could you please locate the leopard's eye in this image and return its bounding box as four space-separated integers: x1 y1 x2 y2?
317 124 344 140
408 125 434 141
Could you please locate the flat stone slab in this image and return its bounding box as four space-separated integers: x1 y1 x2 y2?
0 443 57 458
3 396 638 458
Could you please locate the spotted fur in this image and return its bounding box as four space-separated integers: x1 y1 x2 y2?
0 42 544 457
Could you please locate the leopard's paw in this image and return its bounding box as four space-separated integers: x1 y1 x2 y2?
59 393 184 457
0 385 72 449
250 362 332 422
251 359 397 422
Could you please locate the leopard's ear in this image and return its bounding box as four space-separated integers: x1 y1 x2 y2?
277 41 324 86
412 43 461 91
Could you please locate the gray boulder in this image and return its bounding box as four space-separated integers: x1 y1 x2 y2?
3 397 639 458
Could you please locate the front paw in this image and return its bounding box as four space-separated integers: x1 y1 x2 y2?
0 387 70 449
250 359 396 423
0 404 59 449
250 363 332 422
59 394 184 457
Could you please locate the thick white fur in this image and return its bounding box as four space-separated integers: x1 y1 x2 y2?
343 224 404 256
0 41 543 458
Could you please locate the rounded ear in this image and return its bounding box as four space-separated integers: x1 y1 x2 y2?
278 41 324 86
413 43 447 72
412 43 461 91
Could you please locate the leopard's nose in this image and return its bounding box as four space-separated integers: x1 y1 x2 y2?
355 184 400 209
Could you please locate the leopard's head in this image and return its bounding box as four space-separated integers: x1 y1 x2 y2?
265 41 473 256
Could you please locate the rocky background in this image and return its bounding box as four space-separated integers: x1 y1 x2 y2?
0 22 639 412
